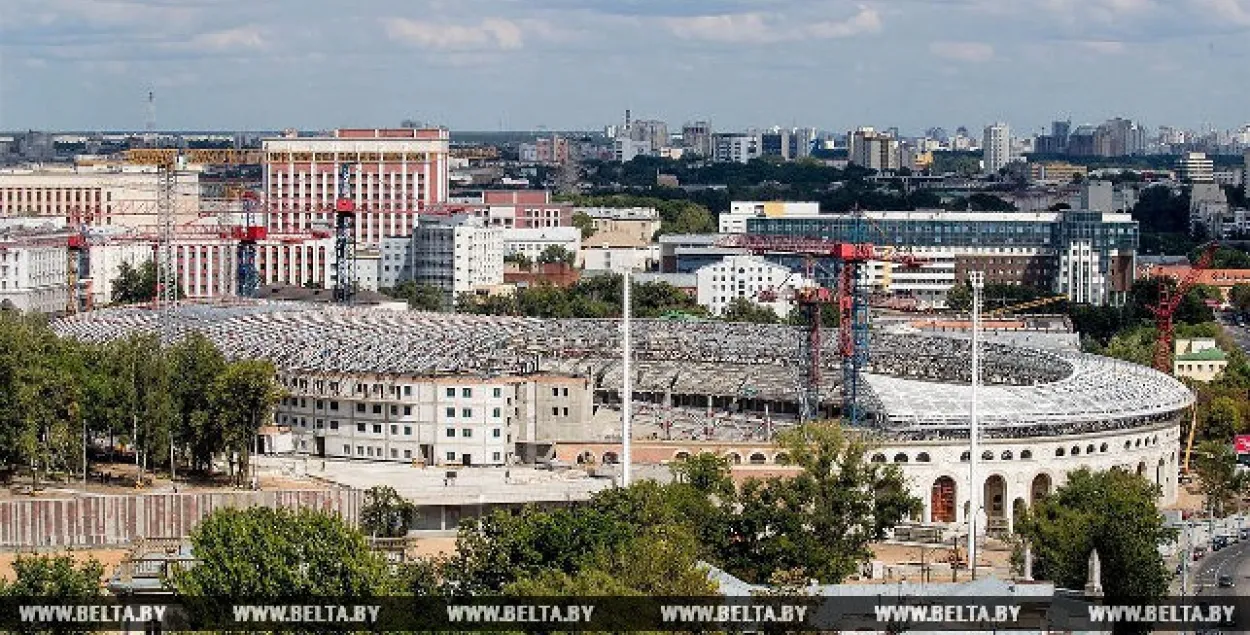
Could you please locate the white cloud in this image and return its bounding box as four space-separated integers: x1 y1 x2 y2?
663 6 881 43
1080 40 1126 54
1191 0 1250 24
189 26 267 51
929 40 995 62
384 17 529 50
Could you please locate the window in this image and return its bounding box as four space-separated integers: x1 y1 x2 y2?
372 404 382 414
461 408 472 418
492 428 501 438
562 388 569 397
446 428 455 438
446 387 455 398
492 407 501 418
316 400 324 409
552 388 559 397
404 406 412 415
563 407 569 416
404 450 412 459
493 452 501 462
462 429 472 438
404 426 412 436
446 452 456 461
462 388 472 398
356 423 366 433
552 407 559 416
493 387 502 398
330 401 339 411
356 446 364 456
390 405 398 416
343 445 351 454
446 407 455 417
403 386 412 397
366 447 373 457
356 403 366 413
329 420 339 430
372 424 381 434
390 449 398 459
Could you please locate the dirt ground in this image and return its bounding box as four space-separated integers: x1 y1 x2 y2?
0 462 322 500
0 549 129 584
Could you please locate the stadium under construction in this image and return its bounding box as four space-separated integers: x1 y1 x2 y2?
53 301 1191 530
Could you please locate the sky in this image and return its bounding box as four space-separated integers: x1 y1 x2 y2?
1 0 1249 135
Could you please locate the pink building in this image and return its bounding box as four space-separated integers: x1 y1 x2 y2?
261 128 450 245
439 190 572 229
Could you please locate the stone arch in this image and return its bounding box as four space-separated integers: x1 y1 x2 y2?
673 451 691 461
1001 450 1014 460
916 452 931 463
577 451 595 464
1020 449 1033 460
931 476 957 523
960 451 970 462
1055 447 1065 457
894 453 909 463
1071 446 1080 456
749 452 767 465
871 453 888 463
1086 444 1095 455
1030 473 1052 502
1124 440 1132 450
982 450 994 461
984 475 1008 523
1100 443 1108 453
602 451 619 464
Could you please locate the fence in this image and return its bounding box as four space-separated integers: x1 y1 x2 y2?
0 489 362 549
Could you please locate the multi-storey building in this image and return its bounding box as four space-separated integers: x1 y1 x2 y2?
503 227 581 264
760 129 792 160
1029 162 1087 184
262 128 450 246
0 220 70 313
848 128 900 172
746 209 1138 305
446 190 571 229
712 133 761 164
719 201 820 234
412 215 504 302
629 120 669 154
681 122 713 157
576 206 661 242
0 166 200 227
276 371 593 466
695 255 815 318
982 123 1011 174
80 238 152 307
1177 152 1215 183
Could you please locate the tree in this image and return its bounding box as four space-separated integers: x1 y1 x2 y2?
171 507 392 598
946 282 972 312
721 297 779 324
1192 440 1250 517
360 485 418 538
110 260 181 305
571 211 597 240
384 280 446 312
1203 396 1242 442
169 333 227 473
503 252 533 270
0 553 103 598
536 245 576 267
715 422 921 584
670 452 735 500
209 360 282 486
1230 283 1250 315
1015 468 1175 607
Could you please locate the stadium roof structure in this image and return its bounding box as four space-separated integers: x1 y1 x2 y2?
52 302 1193 437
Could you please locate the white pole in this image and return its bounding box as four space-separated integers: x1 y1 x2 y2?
622 271 633 487
968 271 984 579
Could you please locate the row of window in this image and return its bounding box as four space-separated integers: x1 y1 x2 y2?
444 427 504 439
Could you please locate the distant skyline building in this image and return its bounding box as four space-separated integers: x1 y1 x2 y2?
847 127 900 172
982 122 1011 174
1177 151 1215 183
681 121 713 157
712 133 761 164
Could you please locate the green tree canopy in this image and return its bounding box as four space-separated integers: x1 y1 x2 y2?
1192 439 1250 517
383 280 447 312
171 506 392 598
571 211 597 240
0 553 103 598
537 245 577 267
1016 468 1175 605
721 297 780 324
360 485 418 538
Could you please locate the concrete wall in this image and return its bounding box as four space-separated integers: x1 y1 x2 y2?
0 489 361 549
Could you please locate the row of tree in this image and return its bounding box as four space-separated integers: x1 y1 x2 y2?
0 311 281 486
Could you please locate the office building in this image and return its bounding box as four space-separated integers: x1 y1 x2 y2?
503 227 582 264
262 128 450 246
1177 152 1215 183
760 129 792 160
747 208 1138 305
695 255 815 318
713 133 761 164
1030 162 1087 184
719 201 820 233
0 166 201 228
0 220 70 313
444 190 571 229
848 128 900 172
629 120 669 154
576 207 661 243
412 215 504 302
614 138 649 162
982 123 1011 174
681 122 713 157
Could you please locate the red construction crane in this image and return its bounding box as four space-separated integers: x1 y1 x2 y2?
716 232 928 423
1148 241 1218 372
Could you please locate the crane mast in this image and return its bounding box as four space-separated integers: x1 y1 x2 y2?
333 163 358 304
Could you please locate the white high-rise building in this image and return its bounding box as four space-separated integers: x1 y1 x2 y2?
0 220 70 314
848 127 901 172
983 123 1011 174
413 215 504 302
695 255 815 318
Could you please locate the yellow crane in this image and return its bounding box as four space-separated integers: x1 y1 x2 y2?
985 295 1067 318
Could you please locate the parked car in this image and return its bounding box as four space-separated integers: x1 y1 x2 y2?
1218 574 1235 588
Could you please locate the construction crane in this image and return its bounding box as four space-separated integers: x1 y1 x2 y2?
333 163 358 304
233 191 266 297
985 295 1068 318
1148 241 1218 373
718 227 927 424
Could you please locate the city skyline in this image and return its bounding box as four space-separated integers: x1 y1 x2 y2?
3 0 1249 132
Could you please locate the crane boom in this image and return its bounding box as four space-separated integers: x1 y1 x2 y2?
1149 242 1218 372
